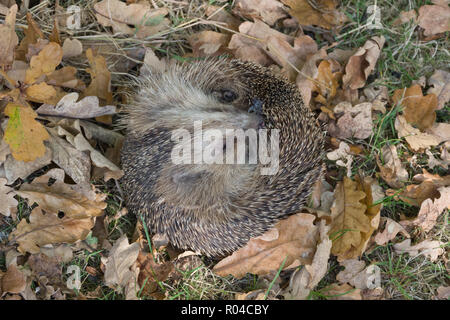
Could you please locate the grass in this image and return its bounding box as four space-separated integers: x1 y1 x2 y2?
0 0 448 300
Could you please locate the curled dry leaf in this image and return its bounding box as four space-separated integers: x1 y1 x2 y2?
62 38 83 59
3 146 52 184
83 48 113 104
392 84 437 131
321 283 362 300
336 259 365 284
328 102 373 140
296 49 328 106
337 260 381 290
427 69 450 110
286 220 332 299
413 169 450 187
94 0 170 39
374 217 410 246
136 251 175 296
15 12 44 61
0 4 18 67
418 3 450 36
342 36 385 90
327 141 353 177
205 5 241 31
395 115 440 152
188 31 230 57
281 0 347 30
46 67 85 90
0 177 18 217
3 103 50 162
401 186 450 232
329 176 381 261
376 144 409 189
213 213 320 278
393 239 444 262
37 92 116 119
25 42 63 85
102 234 140 293
233 0 287 25
312 59 342 106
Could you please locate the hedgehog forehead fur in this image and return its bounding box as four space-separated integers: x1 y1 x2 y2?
120 58 326 257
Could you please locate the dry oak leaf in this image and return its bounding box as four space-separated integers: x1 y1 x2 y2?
0 4 18 67
3 103 50 162
3 146 52 184
25 42 63 85
395 115 440 152
401 186 450 232
205 5 241 32
387 180 441 207
25 82 63 105
213 213 320 278
0 178 18 217
296 49 328 106
427 69 450 110
393 239 444 262
188 31 230 57
83 48 113 104
281 0 347 30
376 144 409 189
374 217 410 246
36 92 116 119
94 0 170 39
418 3 450 36
62 38 83 59
233 0 287 26
46 66 86 91
393 9 418 25
413 169 450 187
313 59 342 106
392 84 437 131
321 283 362 300
328 101 373 140
286 220 332 299
15 12 45 61
1 264 26 295
9 207 98 254
342 36 385 90
102 234 140 291
136 251 175 296
329 176 381 261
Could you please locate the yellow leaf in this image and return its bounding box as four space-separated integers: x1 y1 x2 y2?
25 42 63 84
3 103 49 162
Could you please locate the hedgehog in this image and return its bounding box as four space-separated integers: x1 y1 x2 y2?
120 59 325 257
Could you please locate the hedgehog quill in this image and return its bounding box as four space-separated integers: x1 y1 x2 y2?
120 59 325 257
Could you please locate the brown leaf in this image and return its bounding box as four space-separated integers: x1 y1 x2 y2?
1 264 26 294
37 92 116 119
213 213 320 278
328 102 373 140
402 186 450 232
0 177 17 217
188 31 230 57
94 0 170 39
62 38 83 59
3 103 50 162
342 36 385 90
413 169 450 187
427 69 450 110
25 42 63 84
312 59 342 105
376 144 409 189
392 84 437 131
15 12 44 61
136 251 175 296
393 239 444 261
233 0 287 26
395 115 440 151
329 177 381 261
83 48 113 104
281 0 347 30
0 4 18 67
321 283 362 300
102 234 140 295
393 10 417 25
374 217 410 246
205 5 241 31
418 4 450 36
46 66 85 90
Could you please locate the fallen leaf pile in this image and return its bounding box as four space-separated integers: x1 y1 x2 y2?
0 0 448 301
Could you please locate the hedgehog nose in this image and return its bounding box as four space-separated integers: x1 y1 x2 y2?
248 98 263 115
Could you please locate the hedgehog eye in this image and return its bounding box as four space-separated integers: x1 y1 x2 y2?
218 89 238 103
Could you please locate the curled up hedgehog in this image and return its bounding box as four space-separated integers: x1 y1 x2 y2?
120 59 325 257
